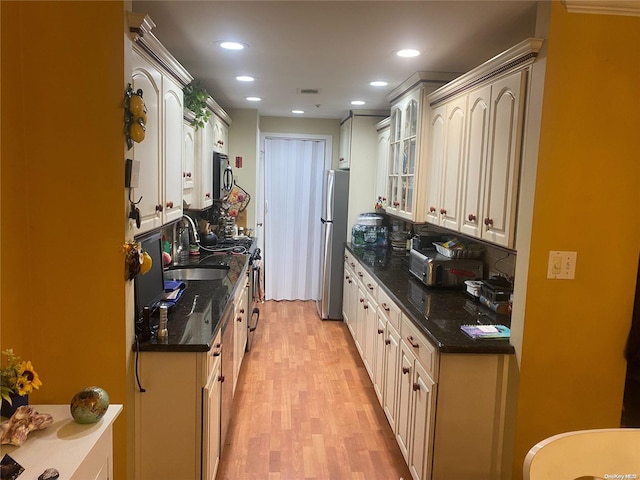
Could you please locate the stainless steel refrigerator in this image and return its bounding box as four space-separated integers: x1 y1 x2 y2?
317 169 350 320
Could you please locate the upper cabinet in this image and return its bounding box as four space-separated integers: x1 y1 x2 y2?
383 73 457 221
424 38 543 248
375 117 390 205
128 14 193 235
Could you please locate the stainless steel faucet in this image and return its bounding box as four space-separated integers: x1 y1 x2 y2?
182 215 200 244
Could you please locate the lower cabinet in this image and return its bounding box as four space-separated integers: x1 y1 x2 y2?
343 250 513 480
135 330 223 480
233 281 248 394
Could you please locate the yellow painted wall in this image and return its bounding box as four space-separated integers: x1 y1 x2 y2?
1 2 128 478
512 3 640 477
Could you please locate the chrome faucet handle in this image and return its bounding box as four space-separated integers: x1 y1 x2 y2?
182 215 200 244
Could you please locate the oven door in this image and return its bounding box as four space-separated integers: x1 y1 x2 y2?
246 259 261 351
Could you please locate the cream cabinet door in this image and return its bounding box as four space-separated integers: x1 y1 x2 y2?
460 84 491 239
373 313 386 405
387 106 402 214
375 120 390 205
162 75 184 225
425 104 446 225
409 360 437 480
395 341 414 463
183 121 195 207
202 354 222 480
482 70 525 248
191 117 214 210
362 289 377 381
130 51 163 234
339 116 352 169
383 321 400 434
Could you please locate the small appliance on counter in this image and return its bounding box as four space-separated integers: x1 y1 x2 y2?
409 245 483 288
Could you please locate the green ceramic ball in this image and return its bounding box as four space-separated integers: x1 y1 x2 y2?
70 386 109 424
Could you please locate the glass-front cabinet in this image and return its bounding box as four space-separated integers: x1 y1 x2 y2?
384 73 454 221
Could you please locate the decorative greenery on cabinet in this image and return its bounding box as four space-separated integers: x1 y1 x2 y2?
183 82 212 129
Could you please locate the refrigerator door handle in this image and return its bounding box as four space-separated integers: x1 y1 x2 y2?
320 217 333 224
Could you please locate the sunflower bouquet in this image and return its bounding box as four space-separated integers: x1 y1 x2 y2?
1 349 42 404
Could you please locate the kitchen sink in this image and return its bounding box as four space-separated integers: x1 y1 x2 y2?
164 265 230 281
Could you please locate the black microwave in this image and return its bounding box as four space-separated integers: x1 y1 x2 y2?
213 151 233 200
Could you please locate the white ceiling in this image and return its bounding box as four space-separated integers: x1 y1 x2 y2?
132 1 539 120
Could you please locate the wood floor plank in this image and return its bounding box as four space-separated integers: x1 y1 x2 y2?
217 300 411 480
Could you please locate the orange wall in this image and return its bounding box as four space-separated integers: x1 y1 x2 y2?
513 3 640 477
1 2 128 478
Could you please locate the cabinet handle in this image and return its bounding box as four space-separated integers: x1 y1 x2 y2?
166 201 174 209
237 316 242 323
468 213 476 222
358 272 363 278
484 217 494 228
402 366 410 375
429 206 436 213
348 279 352 284
378 328 384 335
382 197 387 202
212 343 222 357
345 275 350 281
363 304 369 310
218 375 225 383
187 172 192 178
406 336 420 349
413 383 421 392
350 262 356 268
339 157 344 162
440 208 446 215
240 308 245 314
217 140 224 145
385 339 391 345
359 298 364 304
367 283 374 291
393 201 400 207
205 193 211 198
381 303 390 312
155 204 163 212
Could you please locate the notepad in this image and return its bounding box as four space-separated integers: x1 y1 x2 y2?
461 324 510 339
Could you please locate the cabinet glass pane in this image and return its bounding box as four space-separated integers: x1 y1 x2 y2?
391 108 401 142
405 100 418 138
388 177 398 208
407 138 416 175
406 176 414 213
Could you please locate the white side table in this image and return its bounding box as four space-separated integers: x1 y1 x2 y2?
1 404 122 480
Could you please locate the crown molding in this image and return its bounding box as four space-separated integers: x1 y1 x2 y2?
128 12 193 87
563 0 640 16
207 97 232 126
387 71 459 105
427 38 544 106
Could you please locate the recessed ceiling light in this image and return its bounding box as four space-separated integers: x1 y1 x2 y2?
351 100 366 106
292 110 304 114
397 49 420 58
219 41 246 50
246 96 261 102
370 81 388 87
236 75 255 82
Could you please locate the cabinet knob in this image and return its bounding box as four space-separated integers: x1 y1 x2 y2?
468 213 476 222
166 201 174 209
350 262 355 268
240 308 245 314
402 366 410 375
393 201 400 207
339 157 344 162
429 206 436 213
440 208 446 215
237 316 242 323
205 193 211 198
406 336 420 349
359 298 364 304
382 197 387 202
385 339 391 345
217 140 224 145
377 328 384 335
484 217 494 228
367 283 374 290
363 304 369 310
358 272 363 278
381 303 390 312
218 375 225 383
187 172 192 178
348 279 352 284
155 204 163 212
413 383 421 392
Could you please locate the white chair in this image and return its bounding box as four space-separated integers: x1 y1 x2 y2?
523 428 640 480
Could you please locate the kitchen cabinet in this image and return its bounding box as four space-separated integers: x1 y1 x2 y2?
426 39 542 248
338 116 352 169
130 50 163 234
343 247 514 479
183 118 195 199
342 254 357 336
341 110 389 234
202 330 223 480
375 117 390 206
212 111 229 155
384 73 454 221
162 74 185 225
233 275 248 394
135 330 222 479
424 96 467 231
130 31 193 235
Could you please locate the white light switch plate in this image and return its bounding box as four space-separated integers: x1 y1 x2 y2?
547 251 577 279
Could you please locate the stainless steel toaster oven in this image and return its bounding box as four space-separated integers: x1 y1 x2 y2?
409 248 483 288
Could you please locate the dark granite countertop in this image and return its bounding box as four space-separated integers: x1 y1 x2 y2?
346 244 515 355
134 249 250 353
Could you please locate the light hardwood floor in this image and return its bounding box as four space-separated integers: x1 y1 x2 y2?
217 300 411 480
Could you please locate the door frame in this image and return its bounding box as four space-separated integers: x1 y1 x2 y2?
257 133 333 299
